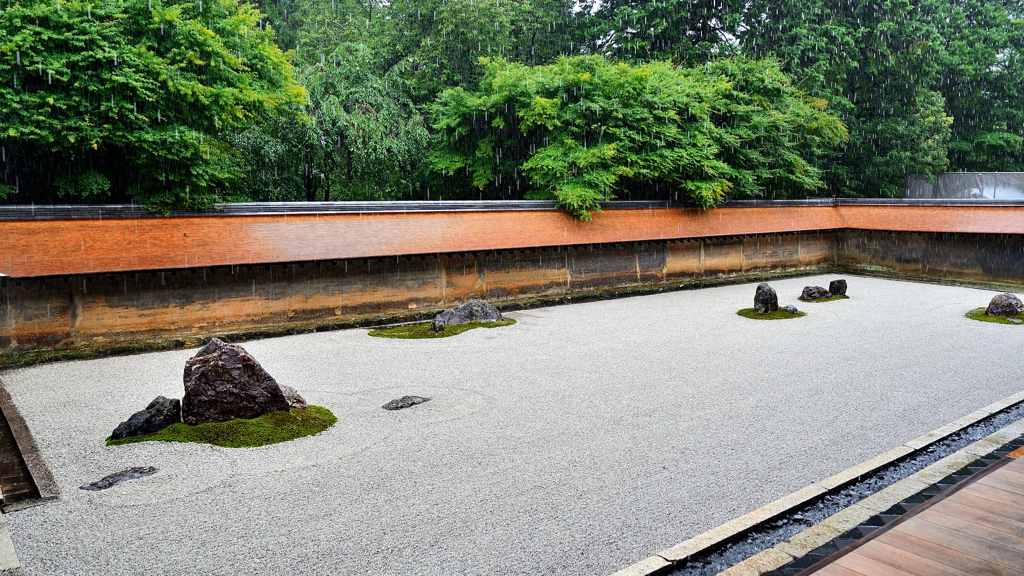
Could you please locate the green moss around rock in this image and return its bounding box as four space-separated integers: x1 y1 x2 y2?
737 308 807 320
106 405 337 448
965 308 1024 325
799 294 850 303
368 318 516 339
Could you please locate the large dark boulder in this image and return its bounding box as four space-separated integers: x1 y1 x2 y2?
829 279 848 296
754 283 778 314
801 286 832 301
110 396 181 440
181 338 299 425
986 292 1024 317
431 299 503 332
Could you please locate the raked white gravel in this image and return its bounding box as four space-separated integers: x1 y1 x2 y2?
1 275 1022 576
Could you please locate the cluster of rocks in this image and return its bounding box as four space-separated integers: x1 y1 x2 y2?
431 299 503 332
753 279 849 315
801 279 847 301
986 292 1024 319
110 338 307 440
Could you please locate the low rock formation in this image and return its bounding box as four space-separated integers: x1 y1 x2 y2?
80 466 158 491
383 396 431 411
829 279 848 296
754 283 778 314
182 338 304 425
986 292 1024 317
110 396 181 440
781 305 799 314
431 299 503 332
802 286 832 301
280 385 307 410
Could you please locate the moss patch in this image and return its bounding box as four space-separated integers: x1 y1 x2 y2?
368 318 516 339
799 294 850 303
106 406 337 448
737 308 807 320
965 308 1024 325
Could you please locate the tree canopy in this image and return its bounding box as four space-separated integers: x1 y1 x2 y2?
1 0 1020 211
430 56 846 218
0 0 305 208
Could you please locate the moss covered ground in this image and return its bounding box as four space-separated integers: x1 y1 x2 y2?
965 308 1024 325
799 294 850 303
368 318 516 339
106 406 337 448
737 308 807 320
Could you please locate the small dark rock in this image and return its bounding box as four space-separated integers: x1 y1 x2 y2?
985 292 1024 317
110 396 181 440
781 305 799 314
801 286 832 301
182 338 292 425
80 466 158 491
754 283 778 314
829 279 848 296
431 299 503 332
383 396 431 411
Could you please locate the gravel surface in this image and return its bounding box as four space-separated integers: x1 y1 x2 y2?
1 275 1021 576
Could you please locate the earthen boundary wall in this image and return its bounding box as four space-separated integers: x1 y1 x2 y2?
1 201 1021 363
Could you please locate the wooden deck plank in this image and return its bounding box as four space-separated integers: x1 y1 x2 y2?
947 491 1024 523
922 512 1024 553
855 540 975 576
962 484 1024 510
874 528 1021 576
893 517 1024 574
978 474 1024 497
933 499 1024 539
834 552 919 576
999 469 1024 486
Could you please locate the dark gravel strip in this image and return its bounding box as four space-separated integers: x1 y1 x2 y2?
665 400 1024 576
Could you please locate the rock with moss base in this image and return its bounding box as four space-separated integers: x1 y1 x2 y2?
781 305 799 314
754 283 778 314
110 396 181 440
802 286 831 301
986 292 1024 317
431 300 503 332
182 338 303 425
829 279 847 296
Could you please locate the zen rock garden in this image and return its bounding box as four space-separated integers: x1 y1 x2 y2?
107 338 328 446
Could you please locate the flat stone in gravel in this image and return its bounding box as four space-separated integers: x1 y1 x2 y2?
2 276 1021 576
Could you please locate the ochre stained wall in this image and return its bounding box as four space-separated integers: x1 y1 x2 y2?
1 233 836 352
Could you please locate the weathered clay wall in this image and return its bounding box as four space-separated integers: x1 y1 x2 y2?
2 200 1023 363
0 233 836 355
838 230 1024 287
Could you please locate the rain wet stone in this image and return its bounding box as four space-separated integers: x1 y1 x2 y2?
754 283 778 314
80 466 158 491
382 396 431 411
801 286 832 301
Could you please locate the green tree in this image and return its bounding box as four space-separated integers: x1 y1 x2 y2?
0 0 305 208
580 0 747 64
234 43 429 202
430 56 846 219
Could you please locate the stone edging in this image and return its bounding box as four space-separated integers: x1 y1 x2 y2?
0 384 60 505
609 389 1024 576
